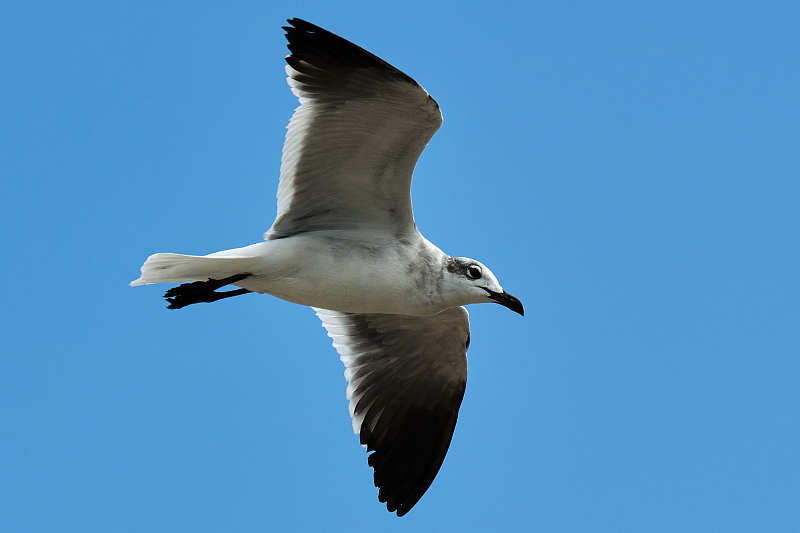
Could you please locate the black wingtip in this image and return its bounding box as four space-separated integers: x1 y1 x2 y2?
281 17 417 87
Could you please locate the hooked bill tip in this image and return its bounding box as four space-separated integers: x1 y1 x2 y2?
486 289 524 316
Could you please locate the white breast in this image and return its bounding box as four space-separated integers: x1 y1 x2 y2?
237 232 448 315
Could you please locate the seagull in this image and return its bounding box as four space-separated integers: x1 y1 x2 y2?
131 18 524 516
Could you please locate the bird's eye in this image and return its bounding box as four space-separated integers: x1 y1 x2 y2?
466 265 482 280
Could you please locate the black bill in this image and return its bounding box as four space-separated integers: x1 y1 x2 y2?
485 289 525 316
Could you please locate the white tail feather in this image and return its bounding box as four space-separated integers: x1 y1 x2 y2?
130 252 258 287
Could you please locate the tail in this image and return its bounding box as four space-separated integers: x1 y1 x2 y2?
130 252 259 287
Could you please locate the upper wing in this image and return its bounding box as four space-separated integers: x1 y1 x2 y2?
314 306 469 516
266 18 443 240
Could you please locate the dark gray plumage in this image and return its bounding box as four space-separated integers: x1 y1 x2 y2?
315 307 469 516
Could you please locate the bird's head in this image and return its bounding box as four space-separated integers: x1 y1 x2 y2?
442 257 524 315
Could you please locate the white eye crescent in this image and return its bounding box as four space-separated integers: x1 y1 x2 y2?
466 265 482 280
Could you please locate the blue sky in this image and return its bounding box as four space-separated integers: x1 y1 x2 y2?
2 1 799 531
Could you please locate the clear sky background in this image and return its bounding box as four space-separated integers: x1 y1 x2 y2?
2 1 798 532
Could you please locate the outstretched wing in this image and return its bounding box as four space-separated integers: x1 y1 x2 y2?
266 18 443 240
314 307 469 516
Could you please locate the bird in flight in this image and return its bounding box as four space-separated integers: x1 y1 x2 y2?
131 18 524 516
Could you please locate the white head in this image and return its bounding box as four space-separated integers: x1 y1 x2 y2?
441 256 524 315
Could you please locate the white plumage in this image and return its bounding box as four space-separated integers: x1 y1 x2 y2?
131 18 523 516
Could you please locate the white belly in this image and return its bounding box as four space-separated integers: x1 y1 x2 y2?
234 233 447 315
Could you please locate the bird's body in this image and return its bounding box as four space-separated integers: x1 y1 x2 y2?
159 231 456 315
132 18 523 516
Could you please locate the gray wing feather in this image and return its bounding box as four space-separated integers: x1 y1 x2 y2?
267 18 442 240
315 306 469 516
